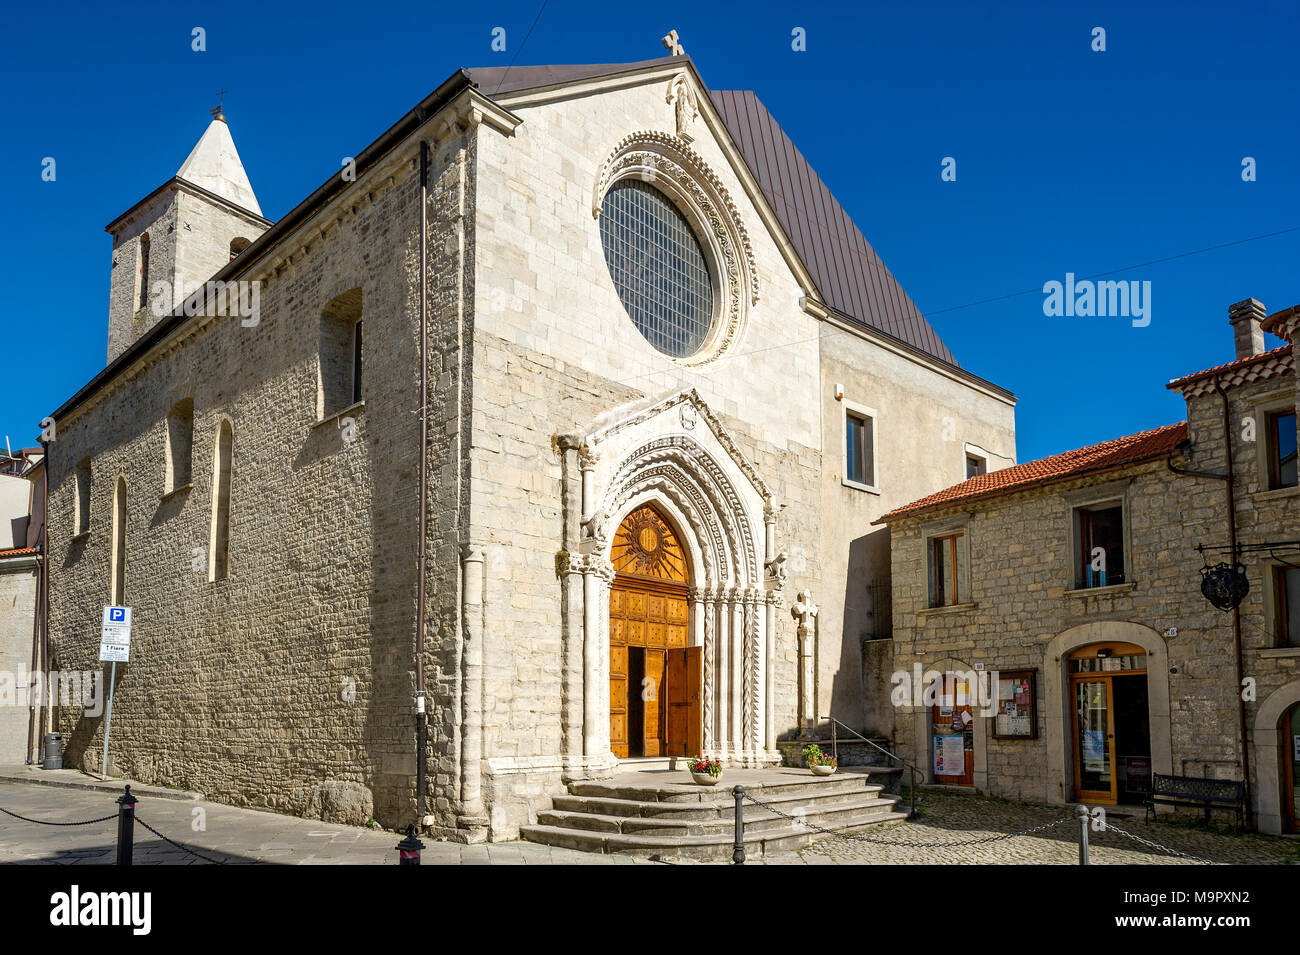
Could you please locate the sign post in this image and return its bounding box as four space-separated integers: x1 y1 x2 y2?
99 606 132 778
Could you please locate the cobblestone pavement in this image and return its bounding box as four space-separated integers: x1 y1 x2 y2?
759 788 1300 865
4 779 1296 865
0 781 656 865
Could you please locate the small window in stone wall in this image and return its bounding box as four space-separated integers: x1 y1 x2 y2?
1075 502 1125 588
318 288 363 419
928 531 968 607
164 399 194 493
74 458 91 535
1266 410 1298 490
1276 566 1300 648
137 233 151 312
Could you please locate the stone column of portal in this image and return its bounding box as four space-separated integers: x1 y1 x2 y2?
745 589 763 752
765 590 782 751
792 589 819 739
731 593 745 758
459 544 487 824
715 591 729 757
691 587 712 752
594 556 615 760
580 555 601 757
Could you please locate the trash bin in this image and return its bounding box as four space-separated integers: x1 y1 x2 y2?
42 733 62 770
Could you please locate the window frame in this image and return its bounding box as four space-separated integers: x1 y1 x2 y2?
1272 564 1300 648
922 517 972 610
1064 481 1133 592
1265 408 1298 491
841 399 879 494
965 451 988 480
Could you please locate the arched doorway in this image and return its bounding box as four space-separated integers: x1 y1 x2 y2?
1068 642 1152 805
607 503 700 759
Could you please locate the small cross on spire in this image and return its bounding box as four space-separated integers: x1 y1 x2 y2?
210 88 228 122
661 29 684 57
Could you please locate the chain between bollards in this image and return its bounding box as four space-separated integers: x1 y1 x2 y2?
732 785 745 865
116 785 137 866
1077 804 1090 866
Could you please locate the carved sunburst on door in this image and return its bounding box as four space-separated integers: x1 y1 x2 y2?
611 505 688 583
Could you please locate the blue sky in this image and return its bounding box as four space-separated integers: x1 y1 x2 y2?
2 0 1296 462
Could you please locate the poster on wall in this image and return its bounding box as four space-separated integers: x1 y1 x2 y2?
1293 735 1300 761
933 734 965 777
1083 730 1106 772
993 669 1037 739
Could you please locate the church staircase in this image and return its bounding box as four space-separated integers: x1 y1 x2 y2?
520 767 907 861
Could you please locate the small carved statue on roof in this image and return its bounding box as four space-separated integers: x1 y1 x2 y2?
666 74 697 142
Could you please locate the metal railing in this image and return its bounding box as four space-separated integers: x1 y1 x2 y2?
824 714 921 821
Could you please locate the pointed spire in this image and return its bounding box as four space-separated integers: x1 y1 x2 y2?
176 112 262 217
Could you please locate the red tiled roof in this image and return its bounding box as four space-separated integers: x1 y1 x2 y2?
1166 344 1292 391
876 422 1189 523
0 547 38 558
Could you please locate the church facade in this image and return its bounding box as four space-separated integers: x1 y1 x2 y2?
44 46 1015 839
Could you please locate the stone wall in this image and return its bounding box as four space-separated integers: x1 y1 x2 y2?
0 560 38 764
48 123 477 829
887 360 1298 819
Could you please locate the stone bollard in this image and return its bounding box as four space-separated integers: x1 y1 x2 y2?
1076 804 1090 866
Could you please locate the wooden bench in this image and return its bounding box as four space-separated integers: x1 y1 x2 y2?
1144 773 1245 828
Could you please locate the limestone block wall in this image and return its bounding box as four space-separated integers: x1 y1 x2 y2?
107 187 268 364
47 129 473 829
1182 371 1300 801
889 457 1241 805
468 79 827 835
0 562 38 764
817 340 1016 735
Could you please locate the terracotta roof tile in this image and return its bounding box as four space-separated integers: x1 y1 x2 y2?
1166 344 1293 391
0 547 38 558
877 422 1188 523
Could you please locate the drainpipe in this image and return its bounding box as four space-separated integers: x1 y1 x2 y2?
1214 378 1252 829
1166 377 1252 827
39 443 50 757
414 140 430 822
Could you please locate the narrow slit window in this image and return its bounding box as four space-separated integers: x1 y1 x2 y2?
209 420 233 582
929 532 966 608
846 411 874 486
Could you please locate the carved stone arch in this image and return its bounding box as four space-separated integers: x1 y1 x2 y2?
592 131 759 366
1043 621 1172 804
608 482 714 588
597 437 759 588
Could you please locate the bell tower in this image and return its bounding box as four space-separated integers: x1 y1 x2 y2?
104 105 270 363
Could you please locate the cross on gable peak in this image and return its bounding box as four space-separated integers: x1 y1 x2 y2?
662 29 684 57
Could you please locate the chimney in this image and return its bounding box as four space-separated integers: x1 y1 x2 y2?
1228 298 1266 360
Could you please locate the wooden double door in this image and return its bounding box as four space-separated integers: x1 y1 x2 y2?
609 580 702 758
607 504 702 759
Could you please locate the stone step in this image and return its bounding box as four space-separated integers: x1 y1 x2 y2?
538 793 901 837
568 772 874 804
552 781 886 820
521 806 910 861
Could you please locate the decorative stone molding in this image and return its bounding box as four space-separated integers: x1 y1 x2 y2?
592 132 760 366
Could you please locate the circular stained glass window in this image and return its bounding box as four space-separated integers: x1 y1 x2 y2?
599 179 715 358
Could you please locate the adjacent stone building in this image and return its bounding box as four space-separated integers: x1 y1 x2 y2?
42 45 1017 838
879 300 1300 833
0 448 45 765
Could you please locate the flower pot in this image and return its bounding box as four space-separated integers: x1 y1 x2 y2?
810 764 837 776
691 771 722 786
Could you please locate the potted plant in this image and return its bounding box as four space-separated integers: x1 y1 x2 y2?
688 757 723 785
802 744 838 776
